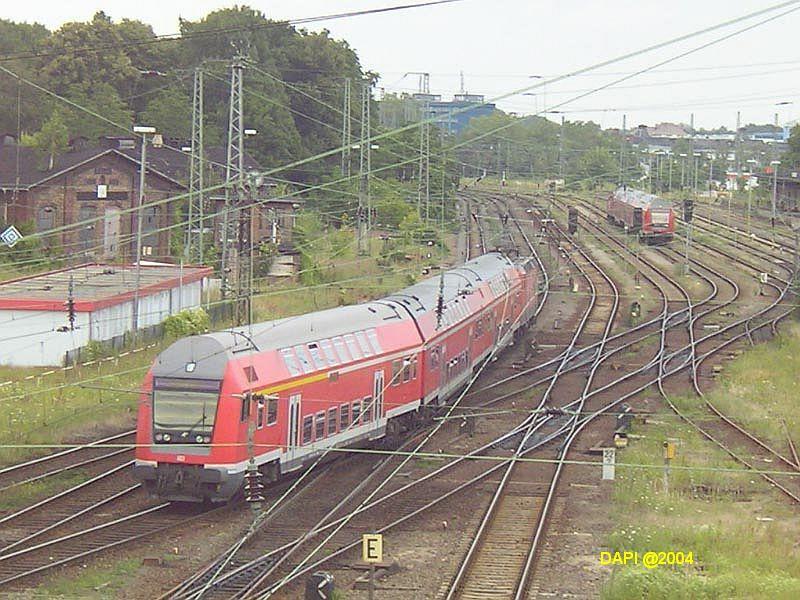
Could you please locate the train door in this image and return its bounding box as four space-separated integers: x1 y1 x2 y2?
373 370 384 419
633 208 643 231
286 394 301 461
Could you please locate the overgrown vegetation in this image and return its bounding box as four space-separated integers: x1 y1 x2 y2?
602 326 800 599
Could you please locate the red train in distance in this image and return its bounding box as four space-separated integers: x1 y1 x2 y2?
606 187 674 244
133 253 538 503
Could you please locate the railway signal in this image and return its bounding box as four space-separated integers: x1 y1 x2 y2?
683 198 694 223
568 207 579 235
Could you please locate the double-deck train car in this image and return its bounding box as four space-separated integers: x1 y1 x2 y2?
133 253 538 502
606 187 674 243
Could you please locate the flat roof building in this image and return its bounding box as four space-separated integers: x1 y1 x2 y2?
0 262 212 366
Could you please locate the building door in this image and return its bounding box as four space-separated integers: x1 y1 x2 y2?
286 394 301 461
373 370 384 420
103 207 120 257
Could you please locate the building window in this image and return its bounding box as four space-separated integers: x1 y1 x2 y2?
37 206 56 233
78 205 96 251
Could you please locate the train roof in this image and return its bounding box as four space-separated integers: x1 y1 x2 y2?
150 253 518 381
613 188 672 210
384 252 515 314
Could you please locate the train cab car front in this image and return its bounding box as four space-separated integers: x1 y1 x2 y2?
133 460 242 503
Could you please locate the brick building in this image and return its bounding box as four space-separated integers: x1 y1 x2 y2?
0 135 189 260
0 135 302 262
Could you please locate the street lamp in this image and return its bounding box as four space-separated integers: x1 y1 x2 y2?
770 160 781 231
679 153 688 190
132 125 159 335
746 158 758 234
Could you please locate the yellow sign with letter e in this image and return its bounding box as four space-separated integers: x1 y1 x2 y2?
362 534 383 563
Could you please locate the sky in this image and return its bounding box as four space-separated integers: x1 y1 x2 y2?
3 0 799 130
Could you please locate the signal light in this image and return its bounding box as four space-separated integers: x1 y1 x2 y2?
683 198 694 223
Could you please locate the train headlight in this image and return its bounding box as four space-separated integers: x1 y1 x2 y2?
203 436 211 444
163 433 172 442
155 433 163 441
195 435 204 444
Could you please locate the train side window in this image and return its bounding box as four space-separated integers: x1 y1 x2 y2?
280 348 301 377
354 331 373 356
243 365 258 382
319 339 339 366
352 400 362 425
256 398 265 429
340 403 351 429
402 357 411 383
302 415 314 444
267 397 278 425
307 343 326 369
344 334 362 359
333 336 352 362
327 407 338 435
240 395 249 422
315 411 326 440
293 345 313 373
409 356 417 380
430 347 440 369
391 359 402 385
363 396 373 422
366 328 382 353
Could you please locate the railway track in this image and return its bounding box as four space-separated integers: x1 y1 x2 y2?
446 188 796 598
561 192 800 501
0 429 135 494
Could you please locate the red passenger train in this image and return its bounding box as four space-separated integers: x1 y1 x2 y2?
606 187 674 244
133 253 538 502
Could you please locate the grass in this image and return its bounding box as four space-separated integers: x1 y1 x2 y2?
602 327 800 599
0 469 90 511
704 322 800 450
22 557 143 599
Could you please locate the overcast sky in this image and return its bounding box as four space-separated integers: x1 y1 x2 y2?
4 1 798 129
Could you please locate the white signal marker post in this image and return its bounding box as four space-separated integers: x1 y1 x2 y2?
362 533 383 600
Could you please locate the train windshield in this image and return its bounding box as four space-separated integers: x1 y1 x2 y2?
152 378 221 436
651 210 671 225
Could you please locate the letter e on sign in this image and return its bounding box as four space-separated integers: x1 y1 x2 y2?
362 534 383 563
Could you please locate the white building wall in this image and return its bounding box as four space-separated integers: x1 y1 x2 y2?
1 279 205 367
0 311 90 367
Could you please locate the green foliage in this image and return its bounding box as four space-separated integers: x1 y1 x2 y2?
21 110 69 170
163 308 210 338
140 86 193 140
782 124 800 170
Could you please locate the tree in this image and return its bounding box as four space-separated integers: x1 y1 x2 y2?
0 19 50 134
22 111 69 169
140 86 193 141
782 124 800 170
39 12 139 97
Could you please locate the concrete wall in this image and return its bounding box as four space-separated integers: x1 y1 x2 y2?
0 310 91 367
0 279 205 367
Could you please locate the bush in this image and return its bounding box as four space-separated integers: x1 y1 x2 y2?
163 308 210 338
